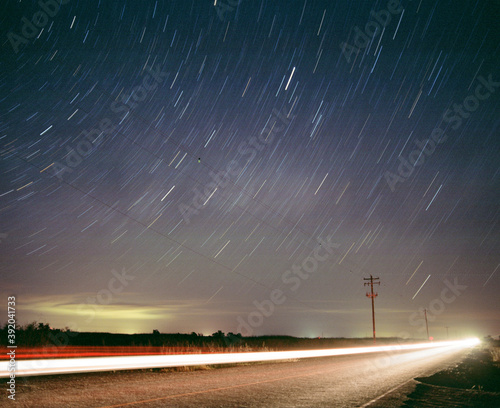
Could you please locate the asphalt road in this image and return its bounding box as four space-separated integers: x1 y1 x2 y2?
5 346 473 407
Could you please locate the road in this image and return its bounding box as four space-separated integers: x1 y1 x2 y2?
5 346 473 407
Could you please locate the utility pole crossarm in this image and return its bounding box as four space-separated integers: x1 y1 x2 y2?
364 275 380 344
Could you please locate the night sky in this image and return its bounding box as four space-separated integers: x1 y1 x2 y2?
1 0 499 339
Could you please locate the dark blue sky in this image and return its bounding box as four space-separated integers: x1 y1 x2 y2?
1 0 499 338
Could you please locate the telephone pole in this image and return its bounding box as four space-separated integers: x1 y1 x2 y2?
424 309 430 340
364 275 380 344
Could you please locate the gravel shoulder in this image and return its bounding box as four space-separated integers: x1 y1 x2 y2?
401 346 500 407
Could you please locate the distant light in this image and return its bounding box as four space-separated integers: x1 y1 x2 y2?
464 337 481 346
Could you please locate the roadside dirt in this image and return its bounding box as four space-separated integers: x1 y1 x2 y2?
402 346 500 407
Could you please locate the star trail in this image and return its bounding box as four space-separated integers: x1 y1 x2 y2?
0 0 499 338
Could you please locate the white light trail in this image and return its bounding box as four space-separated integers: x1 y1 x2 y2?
161 185 175 201
314 173 328 195
412 274 431 299
0 338 479 378
483 263 499 287
203 187 217 206
406 260 423 285
285 67 296 91
40 125 53 135
425 184 443 211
